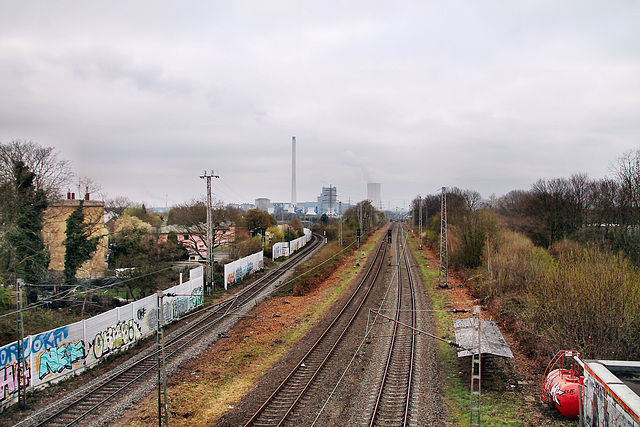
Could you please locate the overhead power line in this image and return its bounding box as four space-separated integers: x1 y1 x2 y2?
0 265 176 318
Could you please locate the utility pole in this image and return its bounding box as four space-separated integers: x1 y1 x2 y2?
200 170 219 293
339 201 343 246
157 291 168 427
439 187 449 288
418 195 423 250
16 279 26 409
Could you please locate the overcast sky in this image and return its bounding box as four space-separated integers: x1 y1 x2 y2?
1 1 639 209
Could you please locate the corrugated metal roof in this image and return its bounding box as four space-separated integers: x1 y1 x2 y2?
454 318 513 358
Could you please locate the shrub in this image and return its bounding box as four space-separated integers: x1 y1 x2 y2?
450 210 501 270
476 230 640 367
291 244 346 296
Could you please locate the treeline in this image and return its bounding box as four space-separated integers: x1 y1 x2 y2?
412 149 640 366
0 138 372 303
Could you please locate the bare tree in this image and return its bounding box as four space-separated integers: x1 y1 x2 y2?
105 196 134 218
76 176 103 200
0 140 73 200
611 149 640 225
167 198 234 259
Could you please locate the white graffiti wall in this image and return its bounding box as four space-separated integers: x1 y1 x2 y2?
272 242 290 260
582 365 640 426
0 266 204 409
224 250 264 289
272 228 312 260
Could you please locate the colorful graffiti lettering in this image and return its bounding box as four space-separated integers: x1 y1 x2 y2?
146 308 158 330
227 271 235 285
191 287 203 307
0 265 204 412
31 327 70 355
0 361 30 402
163 302 172 323
0 342 20 367
172 297 190 318
37 341 84 380
90 320 142 359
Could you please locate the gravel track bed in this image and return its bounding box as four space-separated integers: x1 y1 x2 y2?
217 229 446 426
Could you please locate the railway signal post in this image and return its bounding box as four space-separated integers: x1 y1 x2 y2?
356 228 361 266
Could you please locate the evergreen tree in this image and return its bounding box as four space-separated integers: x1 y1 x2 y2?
63 200 100 285
5 160 50 283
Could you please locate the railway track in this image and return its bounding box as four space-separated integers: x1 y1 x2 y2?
243 229 389 427
217 223 445 426
369 224 417 426
19 235 324 427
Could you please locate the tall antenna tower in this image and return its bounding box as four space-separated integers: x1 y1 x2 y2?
439 186 449 288
291 136 297 208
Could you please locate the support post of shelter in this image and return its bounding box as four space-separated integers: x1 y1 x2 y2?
470 305 482 426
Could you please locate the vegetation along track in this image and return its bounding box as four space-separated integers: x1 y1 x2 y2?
19 235 324 427
368 224 417 426
243 229 389 427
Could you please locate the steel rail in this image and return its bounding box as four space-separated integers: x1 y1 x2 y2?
29 235 324 427
244 230 389 427
369 224 416 426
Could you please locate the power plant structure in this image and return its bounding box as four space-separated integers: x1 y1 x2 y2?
367 183 382 210
291 136 297 209
252 138 379 216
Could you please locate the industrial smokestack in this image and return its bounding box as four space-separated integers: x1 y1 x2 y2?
291 136 297 207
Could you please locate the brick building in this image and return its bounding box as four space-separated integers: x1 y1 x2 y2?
43 194 108 279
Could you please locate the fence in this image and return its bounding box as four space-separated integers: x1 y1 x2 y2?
0 266 204 410
581 359 640 426
223 251 264 290
272 228 312 261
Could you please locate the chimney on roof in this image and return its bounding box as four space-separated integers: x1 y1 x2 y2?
85 193 90 200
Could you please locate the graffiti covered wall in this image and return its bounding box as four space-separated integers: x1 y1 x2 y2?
272 229 312 261
0 266 204 410
582 361 640 426
272 242 289 260
224 251 263 289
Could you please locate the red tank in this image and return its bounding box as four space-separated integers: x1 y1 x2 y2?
541 351 583 419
